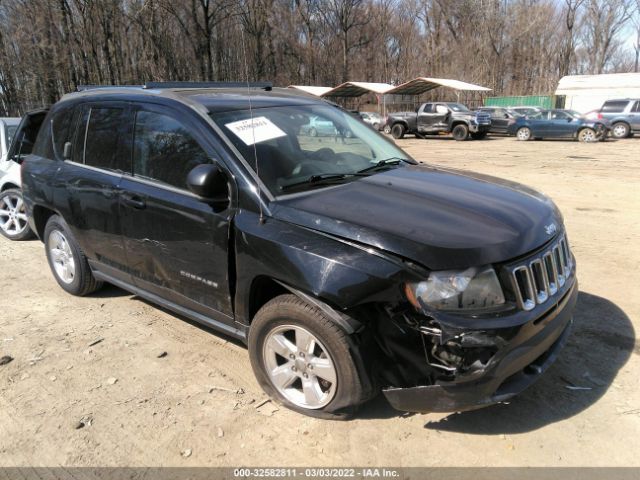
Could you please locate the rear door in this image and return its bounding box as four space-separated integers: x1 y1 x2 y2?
55 101 133 284
630 101 640 130
417 104 447 132
118 103 235 326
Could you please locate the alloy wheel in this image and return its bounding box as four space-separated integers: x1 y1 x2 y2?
0 192 29 237
612 124 628 138
262 324 337 409
517 127 531 141
579 128 596 142
48 230 76 284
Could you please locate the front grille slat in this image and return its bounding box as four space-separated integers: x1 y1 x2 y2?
510 234 572 311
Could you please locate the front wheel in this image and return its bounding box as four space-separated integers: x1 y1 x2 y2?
578 127 597 143
0 189 34 241
611 122 629 139
451 124 469 141
516 127 532 141
248 294 367 419
44 215 103 296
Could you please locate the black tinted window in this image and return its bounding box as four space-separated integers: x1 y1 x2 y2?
133 110 209 189
84 107 127 171
52 106 76 160
601 101 629 113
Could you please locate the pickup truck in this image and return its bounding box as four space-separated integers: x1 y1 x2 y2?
384 102 492 141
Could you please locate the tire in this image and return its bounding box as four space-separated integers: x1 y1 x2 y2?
578 127 597 143
390 123 405 139
611 122 630 139
44 215 103 296
248 294 367 419
470 131 487 140
516 127 532 141
0 189 34 241
383 125 391 134
309 127 318 137
451 124 469 141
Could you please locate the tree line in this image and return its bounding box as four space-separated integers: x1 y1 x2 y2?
0 0 638 116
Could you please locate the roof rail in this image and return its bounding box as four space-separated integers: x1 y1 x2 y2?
77 85 143 91
144 81 273 90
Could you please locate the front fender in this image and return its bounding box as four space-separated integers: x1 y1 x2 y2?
233 211 414 326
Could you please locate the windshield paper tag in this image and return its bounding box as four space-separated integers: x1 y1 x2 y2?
225 116 287 146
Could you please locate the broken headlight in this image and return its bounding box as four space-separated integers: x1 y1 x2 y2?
405 266 505 311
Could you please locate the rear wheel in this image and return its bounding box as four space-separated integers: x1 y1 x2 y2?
611 122 630 139
44 215 103 296
578 127 597 143
0 189 34 241
249 294 367 419
470 131 487 140
390 124 405 139
516 127 532 141
452 124 469 141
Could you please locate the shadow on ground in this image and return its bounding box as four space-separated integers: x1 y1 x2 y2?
359 291 635 431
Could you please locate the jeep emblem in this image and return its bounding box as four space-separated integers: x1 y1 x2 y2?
544 223 557 235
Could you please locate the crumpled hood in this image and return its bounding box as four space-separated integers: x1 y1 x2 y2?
272 166 563 270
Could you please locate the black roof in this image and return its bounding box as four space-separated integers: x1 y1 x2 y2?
59 86 321 114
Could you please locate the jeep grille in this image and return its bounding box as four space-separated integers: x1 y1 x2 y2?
509 234 573 311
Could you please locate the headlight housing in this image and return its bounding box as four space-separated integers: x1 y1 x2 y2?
405 266 505 311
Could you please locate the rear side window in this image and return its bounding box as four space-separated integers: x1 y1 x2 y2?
52 106 77 160
83 107 128 171
132 110 210 190
633 101 640 113
601 101 629 113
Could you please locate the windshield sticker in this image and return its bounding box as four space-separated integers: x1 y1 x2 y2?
225 116 287 146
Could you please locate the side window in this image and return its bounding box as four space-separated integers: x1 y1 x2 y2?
601 101 628 113
52 106 77 160
84 107 128 172
633 101 640 113
133 110 210 189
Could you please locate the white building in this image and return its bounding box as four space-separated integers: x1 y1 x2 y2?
555 73 640 113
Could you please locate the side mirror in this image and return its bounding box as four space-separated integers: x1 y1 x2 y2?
63 142 72 160
567 117 573 122
187 163 228 201
504 114 510 119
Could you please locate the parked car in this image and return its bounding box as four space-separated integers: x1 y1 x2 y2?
0 116 37 240
358 111 383 130
595 98 640 139
509 106 544 116
21 83 577 418
384 102 492 140
476 107 522 134
508 109 609 142
300 115 339 137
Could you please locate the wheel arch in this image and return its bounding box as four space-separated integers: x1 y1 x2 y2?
31 204 58 241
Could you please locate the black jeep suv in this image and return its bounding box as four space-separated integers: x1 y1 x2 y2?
20 83 577 418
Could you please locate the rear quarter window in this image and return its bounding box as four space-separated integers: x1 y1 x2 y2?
83 107 129 172
601 101 629 113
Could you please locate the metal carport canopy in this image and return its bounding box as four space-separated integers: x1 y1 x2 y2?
287 85 334 97
322 82 395 97
386 77 492 95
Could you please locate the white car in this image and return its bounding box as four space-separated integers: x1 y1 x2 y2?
0 117 33 240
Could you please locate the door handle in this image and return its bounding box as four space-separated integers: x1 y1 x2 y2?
122 194 146 209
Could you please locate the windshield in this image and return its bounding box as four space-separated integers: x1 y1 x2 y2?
446 103 470 112
211 104 413 195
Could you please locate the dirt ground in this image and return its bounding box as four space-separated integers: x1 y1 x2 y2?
0 135 638 467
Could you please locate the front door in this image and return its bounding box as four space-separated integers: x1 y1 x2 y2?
118 104 234 325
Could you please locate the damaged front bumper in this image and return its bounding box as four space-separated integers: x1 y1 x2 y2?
382 278 578 413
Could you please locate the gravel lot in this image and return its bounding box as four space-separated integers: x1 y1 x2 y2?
0 135 638 467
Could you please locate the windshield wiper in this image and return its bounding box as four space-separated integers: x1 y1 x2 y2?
280 173 368 192
357 157 415 174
